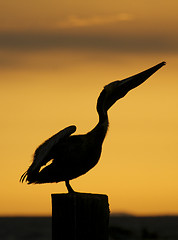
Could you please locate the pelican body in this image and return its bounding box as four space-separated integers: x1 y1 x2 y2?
20 62 166 192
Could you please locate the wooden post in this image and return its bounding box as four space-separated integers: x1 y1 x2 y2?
51 193 110 240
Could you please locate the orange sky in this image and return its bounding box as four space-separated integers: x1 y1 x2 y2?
0 0 178 216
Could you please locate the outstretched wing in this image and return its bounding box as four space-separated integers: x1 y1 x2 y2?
20 125 76 182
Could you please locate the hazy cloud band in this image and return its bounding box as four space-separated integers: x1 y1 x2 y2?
0 30 177 53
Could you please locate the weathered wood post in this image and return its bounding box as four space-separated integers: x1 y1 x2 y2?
51 193 110 240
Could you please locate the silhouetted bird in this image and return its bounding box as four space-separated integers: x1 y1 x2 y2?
20 62 166 192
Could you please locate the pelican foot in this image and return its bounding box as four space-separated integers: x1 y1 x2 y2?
65 180 75 193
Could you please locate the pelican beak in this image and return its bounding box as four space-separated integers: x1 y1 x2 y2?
104 61 166 110
120 61 166 92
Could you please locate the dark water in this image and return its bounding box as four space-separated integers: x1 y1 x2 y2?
0 216 178 240
0 217 51 240
109 216 178 239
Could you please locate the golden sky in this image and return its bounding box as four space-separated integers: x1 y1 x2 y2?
0 0 178 216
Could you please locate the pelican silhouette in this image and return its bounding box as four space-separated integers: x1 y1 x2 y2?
20 62 166 192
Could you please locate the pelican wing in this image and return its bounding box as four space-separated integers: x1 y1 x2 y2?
20 125 76 182
33 125 76 169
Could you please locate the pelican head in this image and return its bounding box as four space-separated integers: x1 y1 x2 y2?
99 61 166 112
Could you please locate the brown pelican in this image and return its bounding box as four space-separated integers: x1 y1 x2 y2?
20 62 166 193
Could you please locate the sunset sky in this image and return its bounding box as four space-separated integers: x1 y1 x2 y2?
1 0 178 216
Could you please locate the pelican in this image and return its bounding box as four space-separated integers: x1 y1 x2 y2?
20 62 166 193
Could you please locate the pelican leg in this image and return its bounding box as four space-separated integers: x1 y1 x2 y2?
65 180 75 193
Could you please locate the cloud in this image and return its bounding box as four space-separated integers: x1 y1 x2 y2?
0 30 177 54
0 12 177 55
55 14 133 29
0 28 176 70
